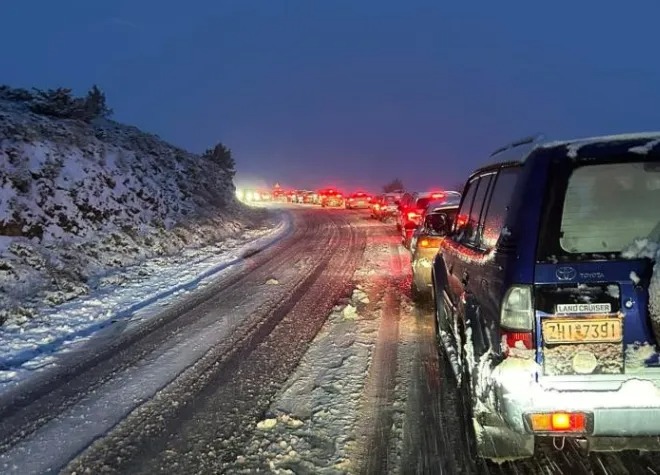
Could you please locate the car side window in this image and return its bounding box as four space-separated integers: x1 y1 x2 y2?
481 167 520 249
453 178 479 239
465 174 494 247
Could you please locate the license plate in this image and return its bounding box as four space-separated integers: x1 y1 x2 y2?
542 317 622 344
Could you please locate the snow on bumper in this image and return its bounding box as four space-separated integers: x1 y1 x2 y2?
491 358 660 437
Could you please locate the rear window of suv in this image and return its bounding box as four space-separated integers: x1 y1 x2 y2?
415 197 433 210
558 161 660 254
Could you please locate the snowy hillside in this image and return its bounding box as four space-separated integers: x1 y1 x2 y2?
0 86 269 324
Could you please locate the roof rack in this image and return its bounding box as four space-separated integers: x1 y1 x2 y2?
489 133 545 160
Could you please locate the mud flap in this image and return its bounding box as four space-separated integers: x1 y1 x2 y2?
473 419 535 461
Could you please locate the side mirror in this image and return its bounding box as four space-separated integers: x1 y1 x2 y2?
428 214 450 236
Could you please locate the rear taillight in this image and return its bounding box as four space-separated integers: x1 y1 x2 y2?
374 204 380 210
528 412 588 433
503 331 533 352
408 209 423 220
337 194 342 198
419 237 441 248
501 285 534 355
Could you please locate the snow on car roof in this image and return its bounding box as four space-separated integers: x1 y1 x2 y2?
427 201 459 212
539 131 660 158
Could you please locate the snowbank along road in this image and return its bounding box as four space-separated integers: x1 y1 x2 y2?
1 207 660 474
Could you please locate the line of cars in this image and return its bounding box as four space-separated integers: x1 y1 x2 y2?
392 133 660 461
368 189 463 302
274 188 377 209
241 185 381 209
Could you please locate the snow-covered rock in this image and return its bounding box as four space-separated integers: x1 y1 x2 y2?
0 86 267 325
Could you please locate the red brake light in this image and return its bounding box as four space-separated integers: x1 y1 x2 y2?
529 412 587 433
407 211 419 220
502 331 533 357
456 214 468 228
431 192 445 199
337 194 342 198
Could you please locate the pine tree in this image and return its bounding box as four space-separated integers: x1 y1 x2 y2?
84 85 112 119
383 178 404 193
202 143 236 176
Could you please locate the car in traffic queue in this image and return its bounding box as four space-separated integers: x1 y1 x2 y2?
301 191 316 204
292 190 306 203
318 188 345 207
431 133 660 460
398 191 461 248
370 194 383 218
345 191 372 209
410 203 458 302
316 188 336 205
272 189 287 202
373 193 400 221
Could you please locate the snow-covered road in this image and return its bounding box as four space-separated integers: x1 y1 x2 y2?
1 207 659 475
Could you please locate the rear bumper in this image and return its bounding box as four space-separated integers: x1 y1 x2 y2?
493 360 660 439
378 208 397 218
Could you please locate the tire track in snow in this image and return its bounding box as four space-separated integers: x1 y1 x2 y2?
61 210 366 474
356 239 403 474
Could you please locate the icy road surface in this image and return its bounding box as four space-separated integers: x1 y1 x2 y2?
1 207 660 474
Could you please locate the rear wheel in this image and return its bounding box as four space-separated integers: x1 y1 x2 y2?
456 319 535 460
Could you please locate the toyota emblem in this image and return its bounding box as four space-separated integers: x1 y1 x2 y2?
556 266 577 281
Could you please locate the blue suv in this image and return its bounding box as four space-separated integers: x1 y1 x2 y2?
432 133 660 459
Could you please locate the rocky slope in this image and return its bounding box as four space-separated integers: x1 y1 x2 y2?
0 86 269 324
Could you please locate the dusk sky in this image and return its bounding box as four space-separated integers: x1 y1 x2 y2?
3 0 660 192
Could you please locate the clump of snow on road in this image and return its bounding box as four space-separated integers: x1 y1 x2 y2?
226 289 379 474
